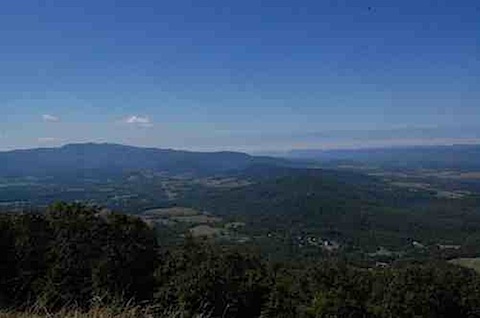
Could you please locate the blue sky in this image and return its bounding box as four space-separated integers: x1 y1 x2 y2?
0 0 479 151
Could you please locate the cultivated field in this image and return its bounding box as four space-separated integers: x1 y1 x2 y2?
449 258 480 273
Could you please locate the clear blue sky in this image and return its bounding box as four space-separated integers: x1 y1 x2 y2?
1 0 479 151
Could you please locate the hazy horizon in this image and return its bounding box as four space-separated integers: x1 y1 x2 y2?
1 1 478 152
2 138 480 156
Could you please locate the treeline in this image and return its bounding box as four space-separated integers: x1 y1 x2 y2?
1 204 480 317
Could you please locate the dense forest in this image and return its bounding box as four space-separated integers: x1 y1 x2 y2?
1 203 480 317
181 168 480 256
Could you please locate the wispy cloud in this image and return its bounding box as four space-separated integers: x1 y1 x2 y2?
37 137 59 143
42 114 60 122
122 115 153 128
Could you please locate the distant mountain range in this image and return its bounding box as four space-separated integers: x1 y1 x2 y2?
0 143 288 179
287 144 480 170
2 143 479 181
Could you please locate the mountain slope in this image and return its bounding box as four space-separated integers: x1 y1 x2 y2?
0 143 287 179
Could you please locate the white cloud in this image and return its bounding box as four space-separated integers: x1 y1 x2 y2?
42 114 60 122
122 115 153 128
125 115 150 124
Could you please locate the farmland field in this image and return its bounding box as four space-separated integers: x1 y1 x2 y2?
449 258 480 273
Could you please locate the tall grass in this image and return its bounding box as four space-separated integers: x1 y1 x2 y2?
0 306 209 318
0 307 153 318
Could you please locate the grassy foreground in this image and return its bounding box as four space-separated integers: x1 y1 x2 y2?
0 307 182 318
0 310 144 318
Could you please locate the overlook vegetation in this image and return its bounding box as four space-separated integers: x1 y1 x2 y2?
1 203 480 317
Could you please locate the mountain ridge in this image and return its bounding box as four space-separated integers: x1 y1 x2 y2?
0 142 288 179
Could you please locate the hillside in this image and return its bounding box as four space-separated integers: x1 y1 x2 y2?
0 143 287 179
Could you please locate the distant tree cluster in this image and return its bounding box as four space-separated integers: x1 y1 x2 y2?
1 203 480 317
